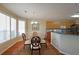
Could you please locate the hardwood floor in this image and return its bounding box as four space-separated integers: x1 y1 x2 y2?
2 41 63 55
2 41 24 55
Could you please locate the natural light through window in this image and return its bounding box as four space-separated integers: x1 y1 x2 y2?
0 13 10 43
18 20 25 35
11 18 16 38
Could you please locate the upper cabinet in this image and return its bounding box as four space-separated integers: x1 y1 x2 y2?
46 21 53 29
46 21 60 29
46 20 76 29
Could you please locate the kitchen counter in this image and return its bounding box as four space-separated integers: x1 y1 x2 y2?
51 32 79 55
50 28 79 35
53 31 79 35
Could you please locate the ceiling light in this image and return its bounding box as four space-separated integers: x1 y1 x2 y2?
34 21 38 24
71 15 79 17
71 12 79 18
31 21 38 24
71 4 79 18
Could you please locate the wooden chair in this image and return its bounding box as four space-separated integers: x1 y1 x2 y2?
32 32 38 37
30 36 41 55
22 33 27 49
40 34 47 48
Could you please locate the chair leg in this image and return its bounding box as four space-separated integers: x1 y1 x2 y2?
31 50 33 55
23 44 26 49
46 43 47 48
23 45 25 49
39 49 40 55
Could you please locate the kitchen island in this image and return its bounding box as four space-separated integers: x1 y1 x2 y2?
51 31 79 55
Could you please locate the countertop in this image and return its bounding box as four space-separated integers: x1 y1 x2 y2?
48 28 79 35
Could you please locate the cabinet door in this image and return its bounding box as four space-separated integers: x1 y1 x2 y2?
46 22 53 29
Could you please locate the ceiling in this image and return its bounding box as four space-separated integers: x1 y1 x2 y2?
1 3 79 20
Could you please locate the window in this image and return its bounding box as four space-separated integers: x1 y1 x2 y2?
0 13 10 43
18 20 25 35
5 16 10 40
0 12 25 43
11 18 16 38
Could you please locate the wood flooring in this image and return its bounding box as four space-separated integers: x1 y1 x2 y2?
2 41 63 55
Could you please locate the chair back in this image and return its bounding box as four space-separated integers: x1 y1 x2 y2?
22 33 26 41
31 36 41 47
32 32 38 37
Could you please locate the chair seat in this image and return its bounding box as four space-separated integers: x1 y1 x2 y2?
31 44 41 49
24 40 31 44
41 39 46 43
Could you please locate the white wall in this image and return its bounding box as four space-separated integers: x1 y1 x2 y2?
51 32 79 55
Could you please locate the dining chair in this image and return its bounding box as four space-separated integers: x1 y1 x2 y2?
30 36 41 55
22 33 27 49
32 32 38 37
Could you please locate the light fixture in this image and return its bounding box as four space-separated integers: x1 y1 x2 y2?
34 21 38 24
71 12 79 17
31 21 38 24
71 14 79 17
71 4 79 18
